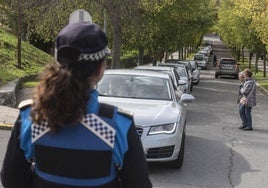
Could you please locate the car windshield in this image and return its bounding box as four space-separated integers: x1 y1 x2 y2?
176 67 187 77
97 74 172 100
194 55 204 61
221 60 235 65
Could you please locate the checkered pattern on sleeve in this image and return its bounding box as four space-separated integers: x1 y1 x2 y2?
31 120 51 143
81 113 116 148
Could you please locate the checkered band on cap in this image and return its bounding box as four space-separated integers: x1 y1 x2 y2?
81 113 116 148
56 22 110 64
78 48 108 62
32 120 51 143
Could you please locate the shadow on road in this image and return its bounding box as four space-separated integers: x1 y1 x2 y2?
148 135 253 188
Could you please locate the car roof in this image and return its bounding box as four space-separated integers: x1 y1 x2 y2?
194 53 205 56
158 63 186 68
220 57 235 61
104 69 170 79
135 65 174 71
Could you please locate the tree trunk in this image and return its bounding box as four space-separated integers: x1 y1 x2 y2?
138 47 144 65
103 1 122 69
111 25 121 68
236 47 240 61
152 54 157 66
241 47 244 63
17 0 22 69
263 51 266 77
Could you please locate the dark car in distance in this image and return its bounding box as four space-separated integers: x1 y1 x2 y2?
215 58 239 79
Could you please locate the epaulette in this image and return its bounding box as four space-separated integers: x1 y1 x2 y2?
117 107 134 117
98 103 115 119
18 99 33 110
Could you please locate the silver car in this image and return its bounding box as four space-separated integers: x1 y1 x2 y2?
193 54 207 69
134 65 186 94
189 60 200 85
97 69 195 168
158 63 191 93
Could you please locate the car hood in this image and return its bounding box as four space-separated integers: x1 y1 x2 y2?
98 97 181 127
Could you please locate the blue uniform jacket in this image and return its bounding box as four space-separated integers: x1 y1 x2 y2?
1 90 152 188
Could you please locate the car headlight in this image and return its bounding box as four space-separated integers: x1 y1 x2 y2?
148 123 177 135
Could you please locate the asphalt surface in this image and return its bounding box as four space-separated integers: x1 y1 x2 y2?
0 88 32 129
0 105 18 129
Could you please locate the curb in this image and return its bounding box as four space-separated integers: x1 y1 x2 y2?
0 123 13 130
257 83 268 97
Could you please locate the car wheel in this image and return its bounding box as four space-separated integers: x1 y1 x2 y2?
168 131 185 169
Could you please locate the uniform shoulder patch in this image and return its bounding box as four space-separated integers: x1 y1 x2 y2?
117 107 133 117
18 99 33 110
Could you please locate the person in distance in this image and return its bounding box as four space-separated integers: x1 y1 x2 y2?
239 68 257 131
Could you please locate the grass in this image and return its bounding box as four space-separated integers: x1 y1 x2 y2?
0 29 53 86
22 81 38 88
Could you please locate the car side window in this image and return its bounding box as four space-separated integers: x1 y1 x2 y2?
173 70 180 81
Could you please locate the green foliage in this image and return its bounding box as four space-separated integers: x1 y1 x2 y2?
120 52 138 68
22 81 38 88
258 80 268 91
122 0 216 59
217 0 266 53
0 29 53 86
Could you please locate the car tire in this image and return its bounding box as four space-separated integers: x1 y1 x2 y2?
235 74 239 79
168 131 185 169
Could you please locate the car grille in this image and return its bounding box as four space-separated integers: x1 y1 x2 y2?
146 145 175 159
136 126 143 137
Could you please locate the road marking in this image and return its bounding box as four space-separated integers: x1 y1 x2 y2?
0 123 13 130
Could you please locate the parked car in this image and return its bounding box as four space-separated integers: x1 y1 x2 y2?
215 58 239 79
189 60 200 85
202 45 213 55
97 69 195 168
167 60 194 92
198 49 209 58
134 65 186 94
193 54 207 69
158 62 192 93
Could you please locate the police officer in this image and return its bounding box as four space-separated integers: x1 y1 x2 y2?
1 22 152 188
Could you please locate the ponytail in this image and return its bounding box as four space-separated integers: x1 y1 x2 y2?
31 62 95 132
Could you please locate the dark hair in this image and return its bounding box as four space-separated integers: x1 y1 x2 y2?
31 60 103 132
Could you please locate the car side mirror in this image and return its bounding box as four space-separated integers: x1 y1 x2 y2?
180 93 196 104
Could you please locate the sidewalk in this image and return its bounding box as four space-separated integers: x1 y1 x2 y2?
0 105 18 129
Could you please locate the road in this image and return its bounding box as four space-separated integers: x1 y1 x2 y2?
149 36 268 188
149 65 268 188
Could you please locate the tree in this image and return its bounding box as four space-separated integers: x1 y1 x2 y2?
0 0 28 68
